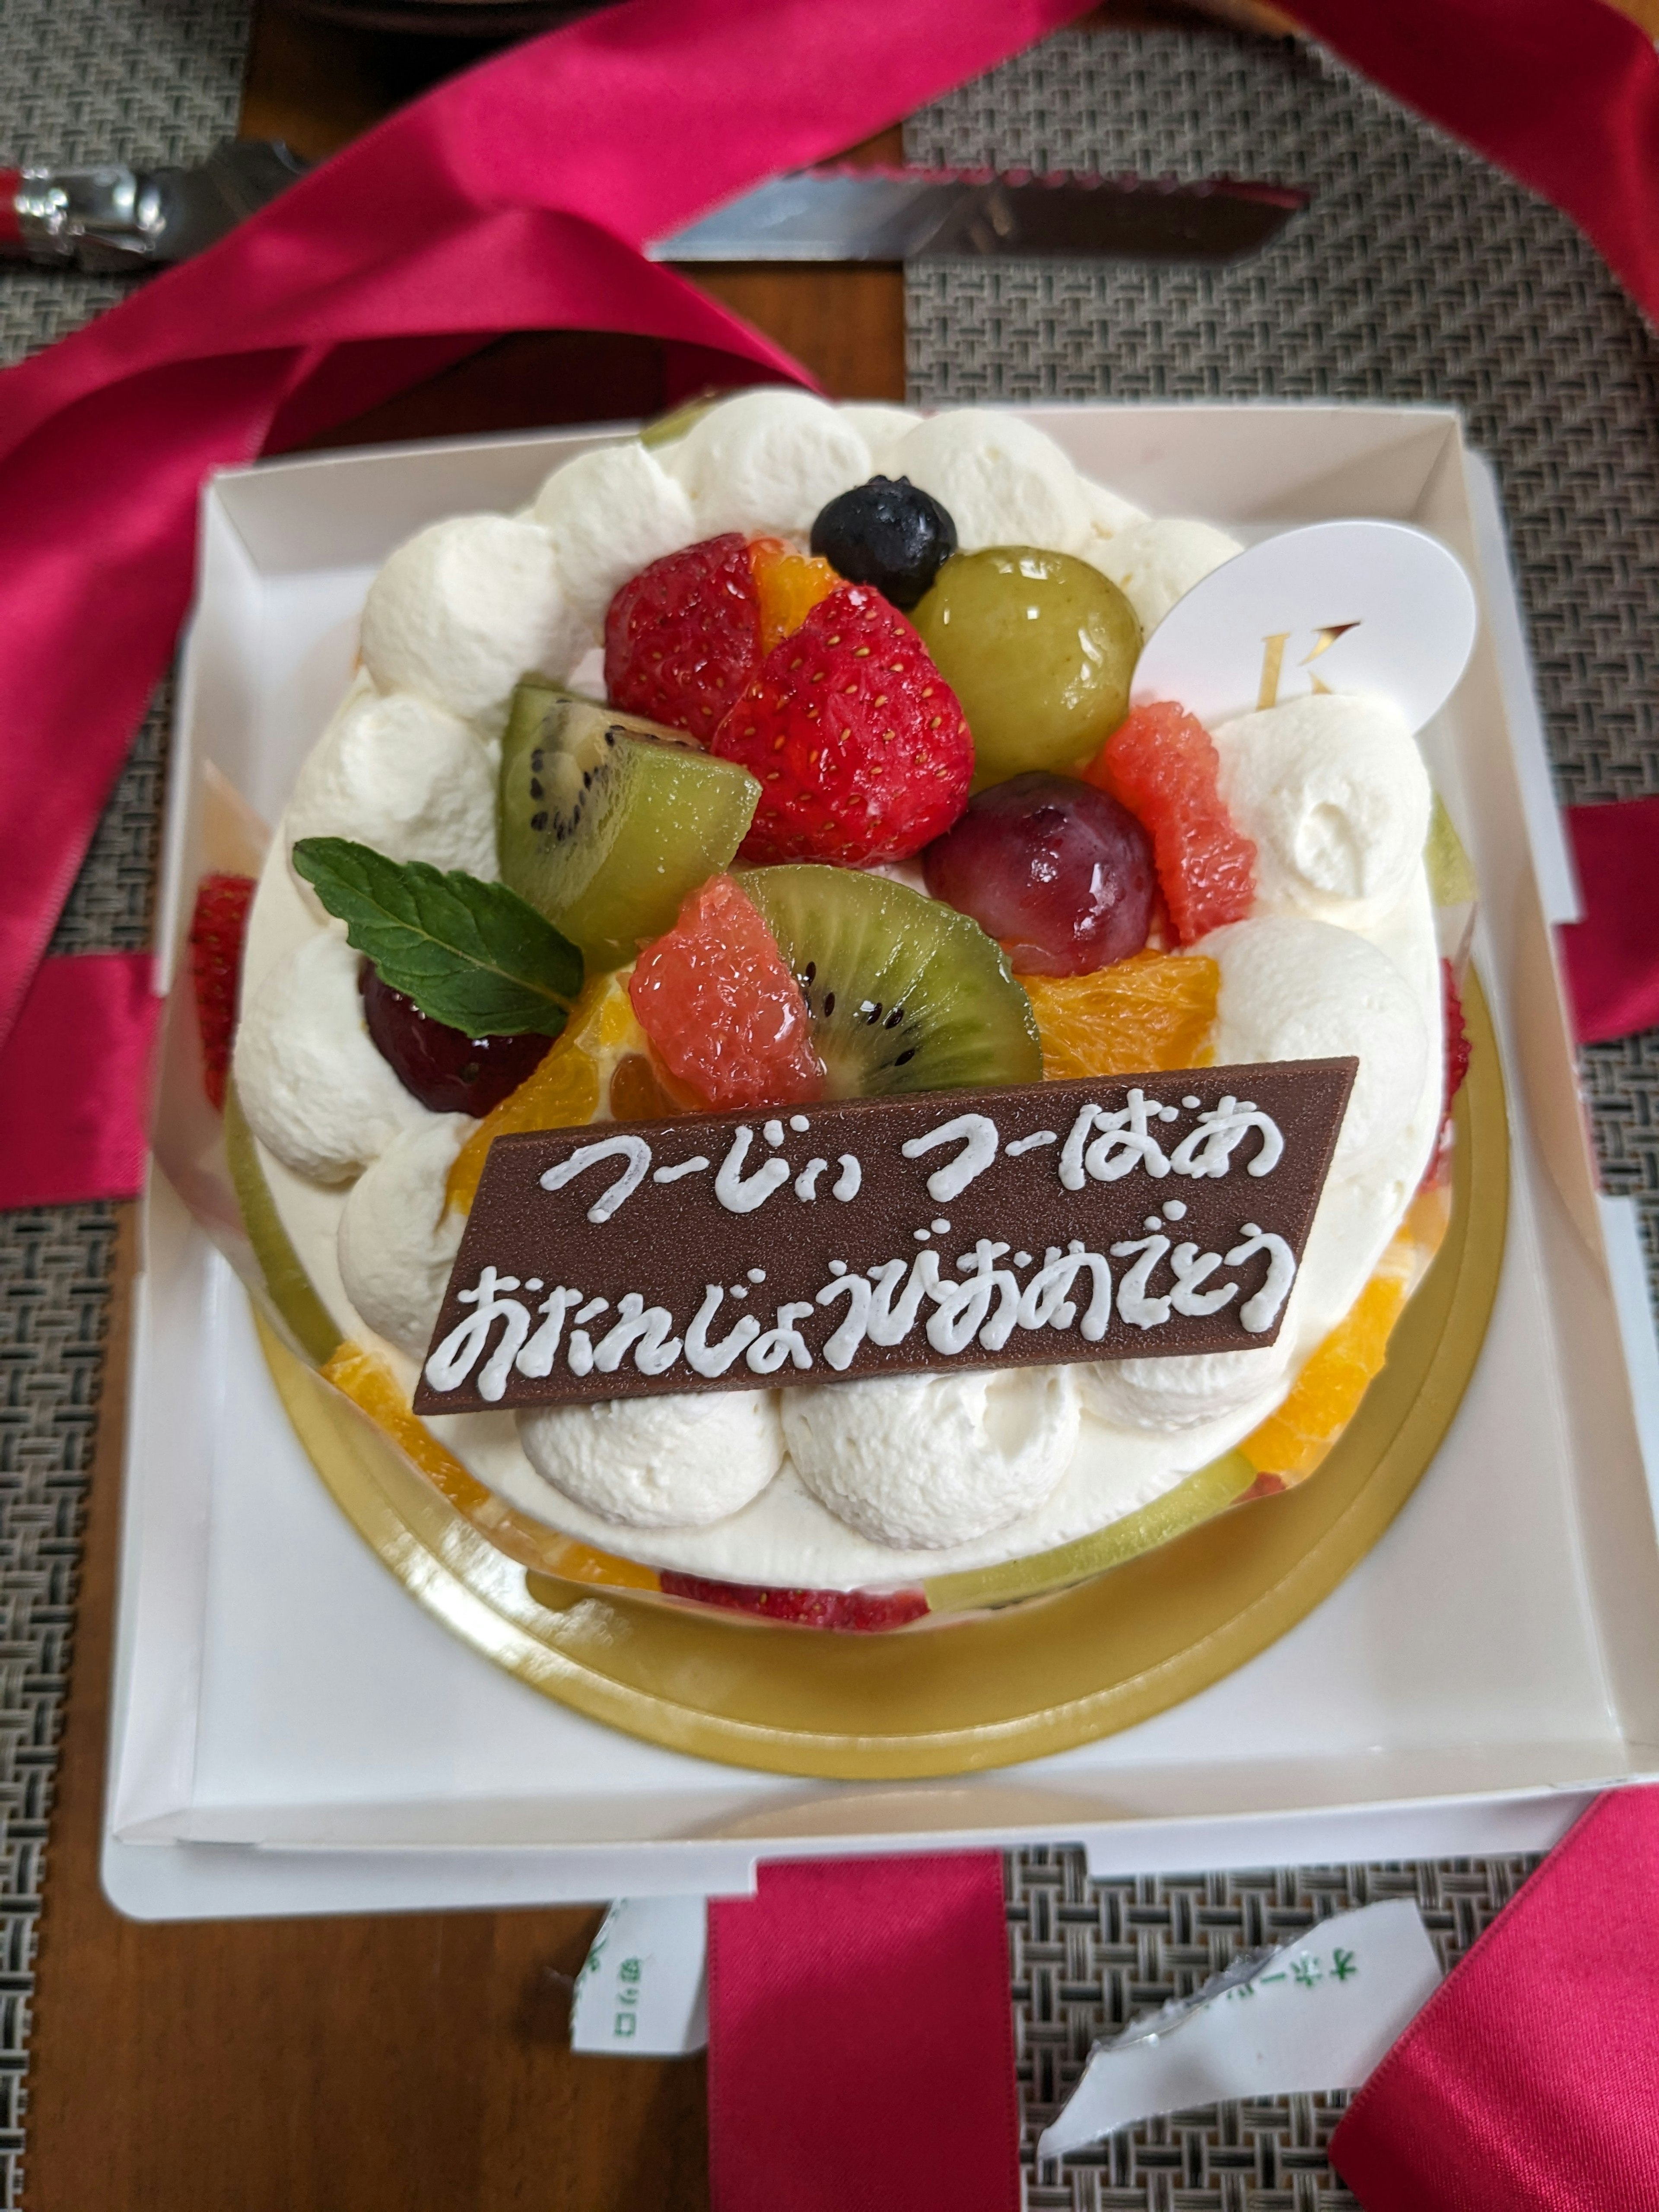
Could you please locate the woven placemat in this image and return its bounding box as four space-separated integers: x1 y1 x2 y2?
0 0 248 2199
0 11 1654 2208
906 23 1659 2203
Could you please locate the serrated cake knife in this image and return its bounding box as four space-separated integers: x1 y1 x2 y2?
0 144 1307 271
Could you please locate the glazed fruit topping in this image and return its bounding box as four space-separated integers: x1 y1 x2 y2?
809 475 958 611
1442 959 1471 1116
627 873 824 1110
657 1569 928 1631
1088 700 1256 943
359 964 550 1116
1021 950 1220 1081
739 863 1042 1097
447 973 638 1212
911 547 1140 786
711 582 973 867
1242 1248 1411 1482
748 535 839 651
498 684 759 972
604 532 761 741
922 771 1155 976
189 871 255 1112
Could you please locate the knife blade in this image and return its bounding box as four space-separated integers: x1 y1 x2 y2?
652 165 1308 264
0 145 1306 274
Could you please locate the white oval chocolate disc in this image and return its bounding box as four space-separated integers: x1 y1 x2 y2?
1131 518 1477 734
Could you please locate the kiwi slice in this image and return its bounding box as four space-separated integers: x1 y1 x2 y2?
499 683 761 972
739 864 1042 1097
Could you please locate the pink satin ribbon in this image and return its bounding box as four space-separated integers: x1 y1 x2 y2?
0 0 1093 1209
0 0 1090 1077
1558 799 1659 1044
707 1852 1019 2212
0 953 158 1210
10 0 1659 1208
1330 1784 1659 2210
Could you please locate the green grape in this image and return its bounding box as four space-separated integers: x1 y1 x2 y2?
911 547 1141 789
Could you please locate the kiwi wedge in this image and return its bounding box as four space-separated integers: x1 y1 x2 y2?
739 864 1041 1097
499 681 761 972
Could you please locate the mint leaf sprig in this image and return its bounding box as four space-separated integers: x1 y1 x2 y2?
292 838 583 1039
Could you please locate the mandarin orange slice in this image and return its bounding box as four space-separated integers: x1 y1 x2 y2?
1021 950 1219 1080
323 1340 495 1516
748 535 839 652
323 1342 658 1590
1240 1250 1411 1483
445 973 636 1212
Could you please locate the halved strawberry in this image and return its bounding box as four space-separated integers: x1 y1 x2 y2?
189 872 256 1112
710 583 973 866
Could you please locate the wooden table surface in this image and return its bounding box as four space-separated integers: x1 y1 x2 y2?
24 13 909 2209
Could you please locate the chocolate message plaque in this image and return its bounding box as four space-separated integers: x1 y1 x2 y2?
413 1066 1354 1415
414 1062 1356 1415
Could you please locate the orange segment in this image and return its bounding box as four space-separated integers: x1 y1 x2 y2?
322 1342 658 1591
1022 951 1218 1080
748 535 839 652
446 973 638 1212
1241 1251 1411 1482
323 1340 495 1516
608 1050 688 1121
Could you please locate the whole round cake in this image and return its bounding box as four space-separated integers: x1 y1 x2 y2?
220 390 1464 1630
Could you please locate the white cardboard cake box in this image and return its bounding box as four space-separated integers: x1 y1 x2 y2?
105 403 1659 1921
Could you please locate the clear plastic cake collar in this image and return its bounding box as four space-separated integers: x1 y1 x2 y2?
105 403 1659 1919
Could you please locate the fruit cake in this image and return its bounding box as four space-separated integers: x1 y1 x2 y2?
216 390 1460 1629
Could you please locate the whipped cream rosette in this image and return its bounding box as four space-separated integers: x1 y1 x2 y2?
182 391 1477 1635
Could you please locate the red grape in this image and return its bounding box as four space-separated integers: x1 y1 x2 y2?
359 965 551 1117
922 772 1155 976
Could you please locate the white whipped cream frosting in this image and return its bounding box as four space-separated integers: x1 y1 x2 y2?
1078 1342 1294 1434
532 441 696 631
359 514 588 724
887 407 1092 556
518 1390 784 1527
835 404 925 476
284 677 498 902
782 1367 1081 1549
663 388 873 539
337 1114 469 1360
1212 692 1432 931
1089 517 1244 633
234 392 1448 1586
1203 913 1430 1176
235 923 426 1183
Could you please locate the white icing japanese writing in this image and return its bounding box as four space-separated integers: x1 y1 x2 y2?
524 1092 1288 1228
423 1226 1299 1398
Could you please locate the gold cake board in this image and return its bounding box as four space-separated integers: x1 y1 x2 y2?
257 976 1507 1781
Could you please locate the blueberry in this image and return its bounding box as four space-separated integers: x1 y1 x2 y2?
809 476 958 611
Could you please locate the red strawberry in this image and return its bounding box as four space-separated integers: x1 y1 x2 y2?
657 1570 928 1632
710 582 974 866
1442 958 1471 1116
603 532 762 742
189 872 256 1112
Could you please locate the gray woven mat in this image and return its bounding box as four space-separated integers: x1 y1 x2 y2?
906 23 1659 2203
0 0 248 2200
0 11 1653 2208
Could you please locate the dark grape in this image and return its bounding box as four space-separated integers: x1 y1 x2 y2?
359 964 550 1116
809 477 957 610
922 773 1155 977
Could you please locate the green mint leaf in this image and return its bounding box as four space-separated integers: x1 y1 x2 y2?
291 838 583 1038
